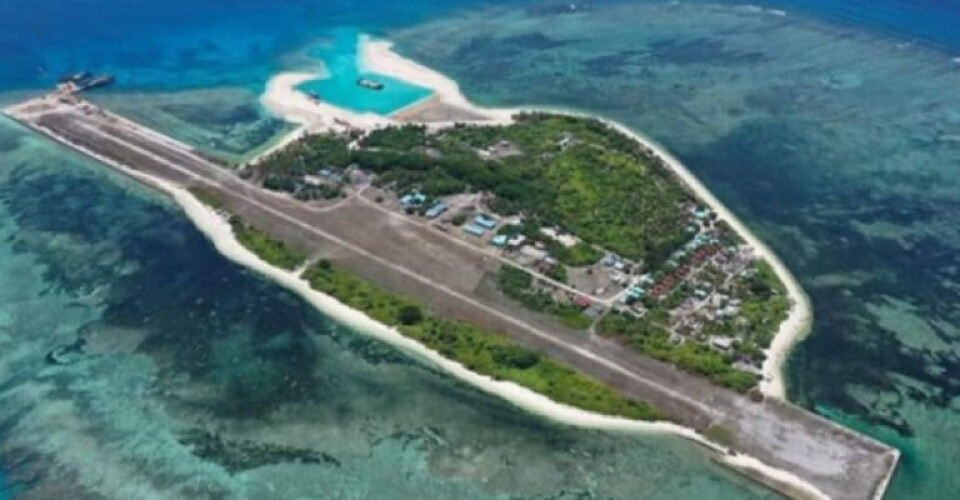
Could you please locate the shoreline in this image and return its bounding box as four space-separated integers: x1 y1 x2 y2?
252 40 830 497
12 111 827 498
262 36 814 400
3 87 886 500
174 183 829 500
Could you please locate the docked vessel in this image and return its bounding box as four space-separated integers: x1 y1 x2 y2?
356 78 385 90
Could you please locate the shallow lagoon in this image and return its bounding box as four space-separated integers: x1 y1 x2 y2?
390 2 960 497
0 116 776 497
296 30 433 115
2 0 960 498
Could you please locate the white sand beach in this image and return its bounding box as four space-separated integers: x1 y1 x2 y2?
17 93 828 500
360 36 515 125
179 181 827 499
260 35 814 401
173 184 828 500
260 71 392 132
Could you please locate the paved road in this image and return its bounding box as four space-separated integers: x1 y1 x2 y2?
4 95 899 500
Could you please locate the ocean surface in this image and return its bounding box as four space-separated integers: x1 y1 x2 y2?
1 0 960 498
0 109 775 499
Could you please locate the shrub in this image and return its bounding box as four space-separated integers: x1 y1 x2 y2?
397 305 424 326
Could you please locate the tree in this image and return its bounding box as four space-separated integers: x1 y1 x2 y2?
397 304 424 325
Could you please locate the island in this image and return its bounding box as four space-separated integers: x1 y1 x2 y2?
3 36 898 500
249 114 786 395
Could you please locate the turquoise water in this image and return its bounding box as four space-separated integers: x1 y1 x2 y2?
3 0 960 498
0 117 777 498
391 2 960 498
296 30 433 115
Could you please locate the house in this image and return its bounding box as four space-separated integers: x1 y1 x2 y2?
574 297 592 309
722 305 741 317
474 214 498 230
625 286 646 303
425 202 448 219
710 336 734 351
491 234 508 247
507 234 527 248
462 224 486 237
400 192 427 207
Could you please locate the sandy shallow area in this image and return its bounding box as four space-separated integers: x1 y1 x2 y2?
4 92 854 500
251 35 832 499
174 188 828 500
260 36 813 400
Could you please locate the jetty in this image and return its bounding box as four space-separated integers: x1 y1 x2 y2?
58 71 115 93
3 92 899 500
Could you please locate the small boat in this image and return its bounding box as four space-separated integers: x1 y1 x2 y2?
80 74 115 90
59 71 91 83
356 78 385 91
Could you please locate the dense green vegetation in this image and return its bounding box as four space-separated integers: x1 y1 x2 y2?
361 125 428 150
739 261 790 348
302 261 664 420
693 260 790 356
255 114 689 265
497 267 592 330
249 113 791 393
596 313 759 392
554 241 604 267
229 216 307 270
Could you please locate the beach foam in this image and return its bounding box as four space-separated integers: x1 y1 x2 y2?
19 100 830 500
172 185 827 500
253 34 827 497
262 35 813 400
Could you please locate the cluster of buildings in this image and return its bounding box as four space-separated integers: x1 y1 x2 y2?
386 182 767 364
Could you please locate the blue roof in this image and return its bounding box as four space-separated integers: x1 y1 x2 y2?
474 214 497 229
491 234 508 246
400 193 427 206
425 203 447 218
463 224 486 237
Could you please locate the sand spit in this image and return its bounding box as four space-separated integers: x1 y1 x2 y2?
360 35 514 125
20 109 826 499
259 72 392 132
4 89 862 499
261 36 814 401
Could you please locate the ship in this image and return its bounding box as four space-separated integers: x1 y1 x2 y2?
57 72 116 92
80 74 115 90
59 71 91 84
356 78 385 91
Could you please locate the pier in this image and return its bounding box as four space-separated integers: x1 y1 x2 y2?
3 93 899 500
